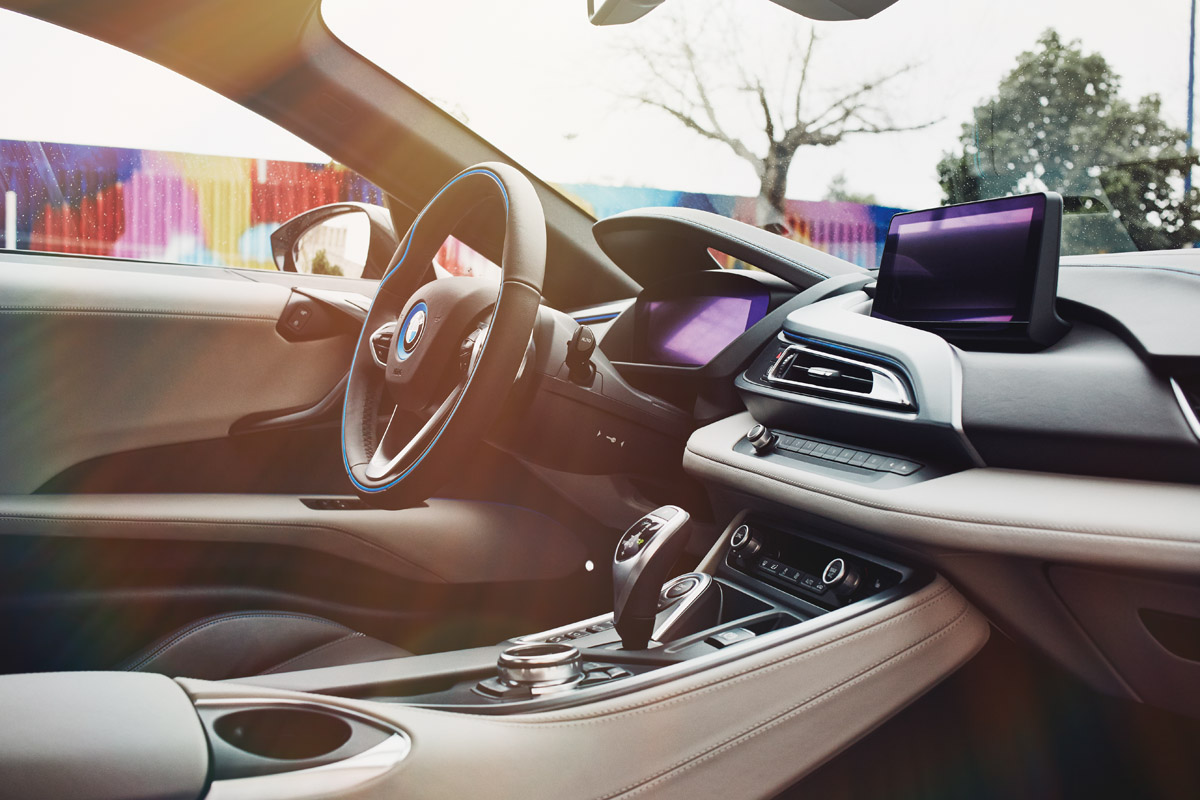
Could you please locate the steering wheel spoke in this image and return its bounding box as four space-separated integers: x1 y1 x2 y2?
364 379 466 482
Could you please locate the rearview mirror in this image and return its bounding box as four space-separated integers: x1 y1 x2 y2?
271 202 399 280
588 0 668 26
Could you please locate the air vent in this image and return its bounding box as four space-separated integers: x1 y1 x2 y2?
766 342 914 410
369 322 396 368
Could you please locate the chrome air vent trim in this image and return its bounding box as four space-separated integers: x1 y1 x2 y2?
766 342 915 410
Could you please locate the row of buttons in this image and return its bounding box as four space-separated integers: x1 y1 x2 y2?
580 661 633 688
773 434 921 475
545 619 616 643
758 556 827 594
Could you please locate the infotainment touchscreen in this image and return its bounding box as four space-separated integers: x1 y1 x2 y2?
871 192 1068 349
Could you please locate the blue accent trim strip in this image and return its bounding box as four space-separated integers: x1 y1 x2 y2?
781 331 909 373
342 168 511 494
573 312 619 324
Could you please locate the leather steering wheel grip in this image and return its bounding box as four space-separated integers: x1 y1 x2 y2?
342 163 546 508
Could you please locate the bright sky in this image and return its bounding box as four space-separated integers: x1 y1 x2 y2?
0 0 1193 210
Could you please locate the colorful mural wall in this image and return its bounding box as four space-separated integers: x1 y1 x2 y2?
1 139 901 274
559 183 904 271
0 139 383 269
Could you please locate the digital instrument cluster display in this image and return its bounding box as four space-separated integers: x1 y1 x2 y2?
642 289 770 366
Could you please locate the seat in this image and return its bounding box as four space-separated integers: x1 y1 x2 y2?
122 611 411 681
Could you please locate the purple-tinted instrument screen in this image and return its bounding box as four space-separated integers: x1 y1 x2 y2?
872 194 1046 326
642 290 770 366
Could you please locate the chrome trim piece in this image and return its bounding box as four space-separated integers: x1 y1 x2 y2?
193 696 409 739
653 572 713 643
497 643 583 690
1170 378 1200 442
205 735 410 799
947 347 987 466
766 343 914 410
368 322 396 368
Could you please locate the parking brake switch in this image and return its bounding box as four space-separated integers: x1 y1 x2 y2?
612 506 691 650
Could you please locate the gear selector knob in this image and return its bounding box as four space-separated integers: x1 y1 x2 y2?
612 506 691 650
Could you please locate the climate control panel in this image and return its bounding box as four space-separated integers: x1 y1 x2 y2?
724 519 904 610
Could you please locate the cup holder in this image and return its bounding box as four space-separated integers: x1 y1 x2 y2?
214 708 352 761
201 703 394 780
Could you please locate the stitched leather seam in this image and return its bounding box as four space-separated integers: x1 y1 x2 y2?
0 514 450 583
477 584 957 727
687 445 1200 544
259 632 365 675
607 605 976 800
0 308 276 321
127 612 353 672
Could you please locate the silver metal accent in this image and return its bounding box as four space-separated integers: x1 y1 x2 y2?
613 506 691 625
947 346 987 466
747 424 775 454
205 735 410 799
766 343 914 410
729 524 750 549
496 642 583 694
652 572 713 643
368 322 396 368
822 558 847 586
1171 378 1200 442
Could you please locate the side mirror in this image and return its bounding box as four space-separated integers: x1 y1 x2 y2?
270 202 399 280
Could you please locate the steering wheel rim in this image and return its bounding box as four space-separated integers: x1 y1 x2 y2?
341 163 545 509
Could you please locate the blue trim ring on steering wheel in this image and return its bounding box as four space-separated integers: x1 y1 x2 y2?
341 167 511 494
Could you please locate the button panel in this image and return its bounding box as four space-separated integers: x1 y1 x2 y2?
545 619 615 643
771 432 922 476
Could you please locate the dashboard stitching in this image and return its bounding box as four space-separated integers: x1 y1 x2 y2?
687 444 1200 545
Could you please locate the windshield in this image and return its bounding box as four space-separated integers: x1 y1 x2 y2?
324 0 1195 267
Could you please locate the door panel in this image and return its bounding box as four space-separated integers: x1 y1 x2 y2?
0 253 355 493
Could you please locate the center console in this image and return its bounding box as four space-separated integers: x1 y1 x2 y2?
0 504 988 800
230 506 927 715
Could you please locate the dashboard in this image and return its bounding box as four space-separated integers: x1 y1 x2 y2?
565 205 1200 723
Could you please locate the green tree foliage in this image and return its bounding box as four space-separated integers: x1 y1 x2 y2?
311 248 343 277
938 30 1199 252
825 172 878 206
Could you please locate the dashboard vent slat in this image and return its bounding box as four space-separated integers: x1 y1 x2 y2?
766 342 914 410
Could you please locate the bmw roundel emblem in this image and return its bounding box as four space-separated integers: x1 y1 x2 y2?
396 302 428 361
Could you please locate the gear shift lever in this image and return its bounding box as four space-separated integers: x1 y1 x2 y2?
612 506 691 650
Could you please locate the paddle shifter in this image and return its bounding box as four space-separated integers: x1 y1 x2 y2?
612 505 691 650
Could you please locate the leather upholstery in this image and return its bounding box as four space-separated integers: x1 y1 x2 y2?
123 611 410 681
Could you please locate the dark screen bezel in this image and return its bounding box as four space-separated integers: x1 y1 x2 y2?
872 193 1049 335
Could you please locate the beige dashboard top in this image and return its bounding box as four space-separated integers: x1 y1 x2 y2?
686 412 1200 575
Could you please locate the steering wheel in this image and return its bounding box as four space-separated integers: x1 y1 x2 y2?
342 163 546 509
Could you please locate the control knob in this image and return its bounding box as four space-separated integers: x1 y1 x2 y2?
822 557 861 596
728 524 762 559
746 424 775 454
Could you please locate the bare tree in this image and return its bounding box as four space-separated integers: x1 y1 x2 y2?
624 15 932 229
